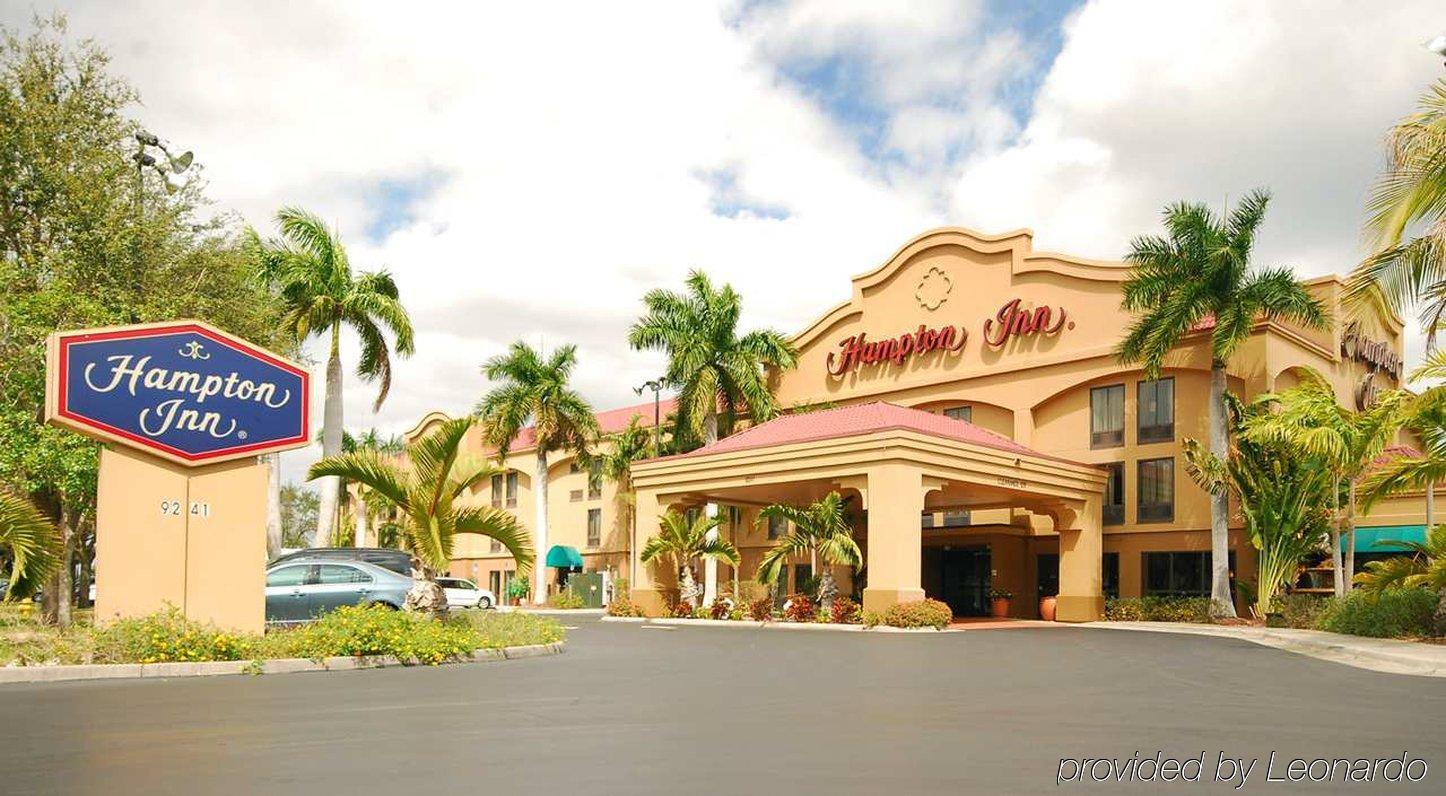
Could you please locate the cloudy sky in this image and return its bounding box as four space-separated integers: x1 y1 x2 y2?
5 1 1443 483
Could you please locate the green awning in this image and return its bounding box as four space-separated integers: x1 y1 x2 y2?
1342 525 1426 554
545 545 584 569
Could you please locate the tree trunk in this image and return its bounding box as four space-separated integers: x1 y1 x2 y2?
354 488 369 547
312 326 344 547
703 504 718 606
533 449 550 604
679 561 700 607
404 559 449 620
52 506 75 629
1344 481 1357 590
266 453 283 557
1207 363 1237 619
1330 487 1345 597
817 565 838 613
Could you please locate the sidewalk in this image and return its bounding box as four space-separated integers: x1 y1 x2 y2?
1085 621 1446 677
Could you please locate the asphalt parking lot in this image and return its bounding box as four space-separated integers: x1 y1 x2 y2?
1 617 1442 794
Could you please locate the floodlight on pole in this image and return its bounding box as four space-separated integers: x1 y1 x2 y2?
1427 33 1446 65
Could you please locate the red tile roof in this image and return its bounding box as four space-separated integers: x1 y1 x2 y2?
664 401 1065 462
489 397 677 454
1367 445 1424 473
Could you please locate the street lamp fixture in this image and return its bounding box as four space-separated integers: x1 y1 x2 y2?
1427 33 1446 66
133 130 194 196
634 378 666 455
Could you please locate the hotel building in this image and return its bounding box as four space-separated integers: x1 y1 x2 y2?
401 227 1432 621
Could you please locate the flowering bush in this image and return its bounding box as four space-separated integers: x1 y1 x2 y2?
748 596 774 621
782 594 815 623
1105 597 1210 623
94 607 251 663
881 599 952 629
709 599 732 620
829 597 861 624
605 598 645 617
671 601 696 618
262 605 479 665
546 590 586 609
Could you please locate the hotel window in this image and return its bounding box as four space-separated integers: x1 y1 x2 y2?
1137 457 1174 523
569 489 584 502
794 564 813 595
767 514 787 540
490 474 503 508
921 511 936 529
1138 377 1175 443
587 463 602 500
1143 551 1234 597
941 509 971 527
586 508 601 548
943 406 972 422
490 537 502 553
505 471 518 508
489 570 501 597
1103 462 1125 526
1090 384 1124 448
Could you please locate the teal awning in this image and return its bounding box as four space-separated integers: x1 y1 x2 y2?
545 545 584 569
1342 525 1426 554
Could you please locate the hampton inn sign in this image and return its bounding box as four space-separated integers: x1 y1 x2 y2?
826 297 1072 376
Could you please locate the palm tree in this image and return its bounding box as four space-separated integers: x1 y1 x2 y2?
1116 190 1327 618
755 492 862 613
1243 368 1410 595
1347 80 1446 344
0 491 60 600
308 416 531 617
640 509 740 608
629 270 798 447
250 207 416 547
1183 395 1332 618
342 428 405 547
595 415 655 587
476 342 599 604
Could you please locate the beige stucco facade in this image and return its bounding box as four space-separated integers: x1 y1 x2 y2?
408 226 1433 622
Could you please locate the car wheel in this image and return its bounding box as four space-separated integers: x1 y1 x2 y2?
477 596 493 610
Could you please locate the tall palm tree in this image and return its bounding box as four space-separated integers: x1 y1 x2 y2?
640 509 740 608
595 415 655 587
756 492 862 613
1243 368 1410 595
476 342 599 604
250 207 416 547
1116 190 1326 618
0 491 60 600
629 270 798 447
1353 525 1446 634
1348 80 1446 344
308 417 531 617
1360 356 1446 532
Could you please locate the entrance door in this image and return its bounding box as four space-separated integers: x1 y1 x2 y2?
938 548 991 617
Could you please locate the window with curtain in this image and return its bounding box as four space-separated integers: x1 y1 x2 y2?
1090 384 1124 448
505 471 518 508
1138 377 1175 443
1137 457 1174 523
1103 462 1125 526
490 474 503 508
587 463 602 500
943 406 972 422
587 508 601 547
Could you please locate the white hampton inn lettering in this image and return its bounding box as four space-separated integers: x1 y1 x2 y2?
82 354 292 440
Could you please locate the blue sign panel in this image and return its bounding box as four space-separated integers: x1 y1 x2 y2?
50 323 310 465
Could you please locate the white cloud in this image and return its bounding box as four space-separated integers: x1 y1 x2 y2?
5 1 1443 483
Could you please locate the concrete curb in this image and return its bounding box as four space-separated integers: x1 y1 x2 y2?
0 641 565 685
1083 621 1446 678
601 616 945 633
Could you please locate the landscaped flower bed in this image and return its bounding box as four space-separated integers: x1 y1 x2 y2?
608 595 962 630
1106 590 1445 642
0 604 564 668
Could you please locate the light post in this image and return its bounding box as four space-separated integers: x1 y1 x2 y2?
633 378 665 455
132 130 194 214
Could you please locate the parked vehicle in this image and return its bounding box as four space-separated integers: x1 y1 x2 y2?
268 547 412 577
264 560 411 624
436 577 495 609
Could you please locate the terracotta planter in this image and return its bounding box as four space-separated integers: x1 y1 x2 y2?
1038 595 1057 622
990 597 1011 619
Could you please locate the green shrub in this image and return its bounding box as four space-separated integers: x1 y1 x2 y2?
605 598 644 617
861 610 883 628
546 590 586 609
93 607 251 663
260 605 478 664
1274 593 1329 629
881 599 952 629
1315 588 1438 639
1105 596 1210 623
463 611 564 648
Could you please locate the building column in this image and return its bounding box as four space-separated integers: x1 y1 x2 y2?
861 464 926 615
703 502 719 606
630 487 670 616
1055 496 1103 622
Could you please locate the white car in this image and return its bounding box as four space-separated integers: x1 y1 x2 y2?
436 577 495 609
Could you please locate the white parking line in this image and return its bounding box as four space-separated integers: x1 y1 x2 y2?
639 625 676 631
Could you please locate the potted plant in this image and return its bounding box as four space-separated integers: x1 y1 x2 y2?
1038 593 1057 622
989 587 1013 619
504 576 531 607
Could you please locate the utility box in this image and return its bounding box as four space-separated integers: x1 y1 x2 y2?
567 572 605 609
